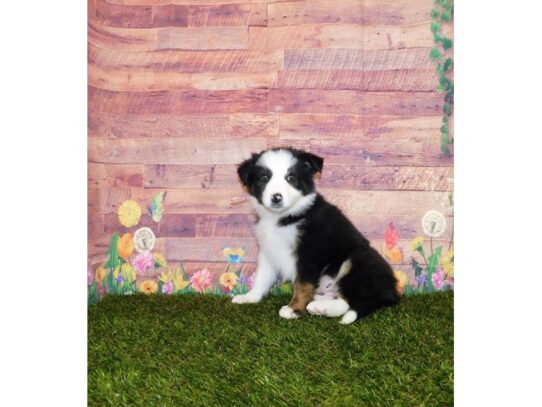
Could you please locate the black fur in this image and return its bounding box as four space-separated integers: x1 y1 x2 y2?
238 148 400 321
291 194 400 319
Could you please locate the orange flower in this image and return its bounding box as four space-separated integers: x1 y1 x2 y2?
384 223 400 250
384 246 403 264
117 233 134 260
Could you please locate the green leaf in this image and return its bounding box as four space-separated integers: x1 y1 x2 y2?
442 115 449 124
431 9 440 20
441 37 453 49
441 142 451 156
427 246 443 277
443 103 451 114
441 133 449 144
411 258 423 277
443 57 453 71
439 76 451 90
441 10 452 22
104 233 120 270
441 125 449 134
444 90 454 103
431 21 441 34
429 48 442 61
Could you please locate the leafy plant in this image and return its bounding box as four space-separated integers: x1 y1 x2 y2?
430 0 454 156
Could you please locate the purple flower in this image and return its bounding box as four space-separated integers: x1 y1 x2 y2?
432 268 446 290
416 274 427 285
87 267 94 285
116 274 124 284
162 282 173 294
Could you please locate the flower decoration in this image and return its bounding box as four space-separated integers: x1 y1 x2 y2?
133 252 155 275
384 246 403 264
139 280 158 295
95 266 107 285
159 269 174 284
162 282 173 294
431 268 446 290
219 272 238 291
121 264 136 283
441 247 454 278
87 267 94 285
154 253 167 268
117 233 134 260
118 200 142 228
384 223 400 250
190 268 214 293
422 210 446 238
173 274 190 291
410 236 424 253
223 247 245 263
394 270 409 295
133 227 156 253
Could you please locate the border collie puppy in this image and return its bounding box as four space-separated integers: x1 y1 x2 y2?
232 148 400 324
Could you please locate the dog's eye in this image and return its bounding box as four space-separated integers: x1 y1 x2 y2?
286 174 296 183
260 174 269 182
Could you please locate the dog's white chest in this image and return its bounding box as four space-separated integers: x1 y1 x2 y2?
255 219 298 282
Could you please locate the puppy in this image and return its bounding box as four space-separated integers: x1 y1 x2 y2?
232 148 400 324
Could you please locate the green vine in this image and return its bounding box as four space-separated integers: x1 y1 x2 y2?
430 0 454 156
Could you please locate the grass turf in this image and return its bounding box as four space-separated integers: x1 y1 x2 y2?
88 292 453 406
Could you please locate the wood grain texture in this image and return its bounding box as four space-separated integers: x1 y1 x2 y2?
89 86 269 114
88 137 267 164
88 0 454 270
269 90 442 115
248 24 431 50
188 3 267 26
89 44 284 73
278 69 438 91
283 48 432 71
268 0 432 26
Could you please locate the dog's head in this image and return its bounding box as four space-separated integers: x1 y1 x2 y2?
237 148 323 215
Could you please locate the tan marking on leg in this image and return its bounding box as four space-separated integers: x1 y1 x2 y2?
288 280 316 314
336 259 352 281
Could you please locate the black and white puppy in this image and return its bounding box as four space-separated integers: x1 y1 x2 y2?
232 148 400 324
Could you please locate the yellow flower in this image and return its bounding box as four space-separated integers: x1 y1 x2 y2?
139 280 158 295
117 233 134 260
153 253 167 268
95 266 108 284
118 200 142 228
384 246 403 264
410 236 424 252
112 266 121 280
441 247 454 278
394 270 409 295
159 268 174 284
173 274 190 291
121 264 136 283
219 272 238 290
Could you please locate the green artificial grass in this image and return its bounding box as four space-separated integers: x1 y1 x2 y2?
88 292 453 406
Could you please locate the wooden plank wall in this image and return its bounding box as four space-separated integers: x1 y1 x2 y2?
88 0 454 272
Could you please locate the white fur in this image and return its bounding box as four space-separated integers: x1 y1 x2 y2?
307 299 350 317
279 305 299 319
339 310 358 325
233 150 317 308
256 149 302 214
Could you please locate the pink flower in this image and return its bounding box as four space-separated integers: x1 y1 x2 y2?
384 223 400 250
162 282 173 294
190 268 214 293
432 268 446 290
133 252 154 275
87 267 94 285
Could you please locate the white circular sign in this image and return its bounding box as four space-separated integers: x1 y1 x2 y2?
133 227 156 253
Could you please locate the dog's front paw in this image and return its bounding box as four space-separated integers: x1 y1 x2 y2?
232 292 262 304
279 305 300 320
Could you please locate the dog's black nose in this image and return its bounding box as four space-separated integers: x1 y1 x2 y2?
271 193 283 204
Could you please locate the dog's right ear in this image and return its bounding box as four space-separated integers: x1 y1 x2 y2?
237 154 259 186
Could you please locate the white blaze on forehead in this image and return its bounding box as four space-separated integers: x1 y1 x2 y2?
256 149 296 176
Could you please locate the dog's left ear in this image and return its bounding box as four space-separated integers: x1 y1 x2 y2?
237 154 259 186
299 152 324 175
